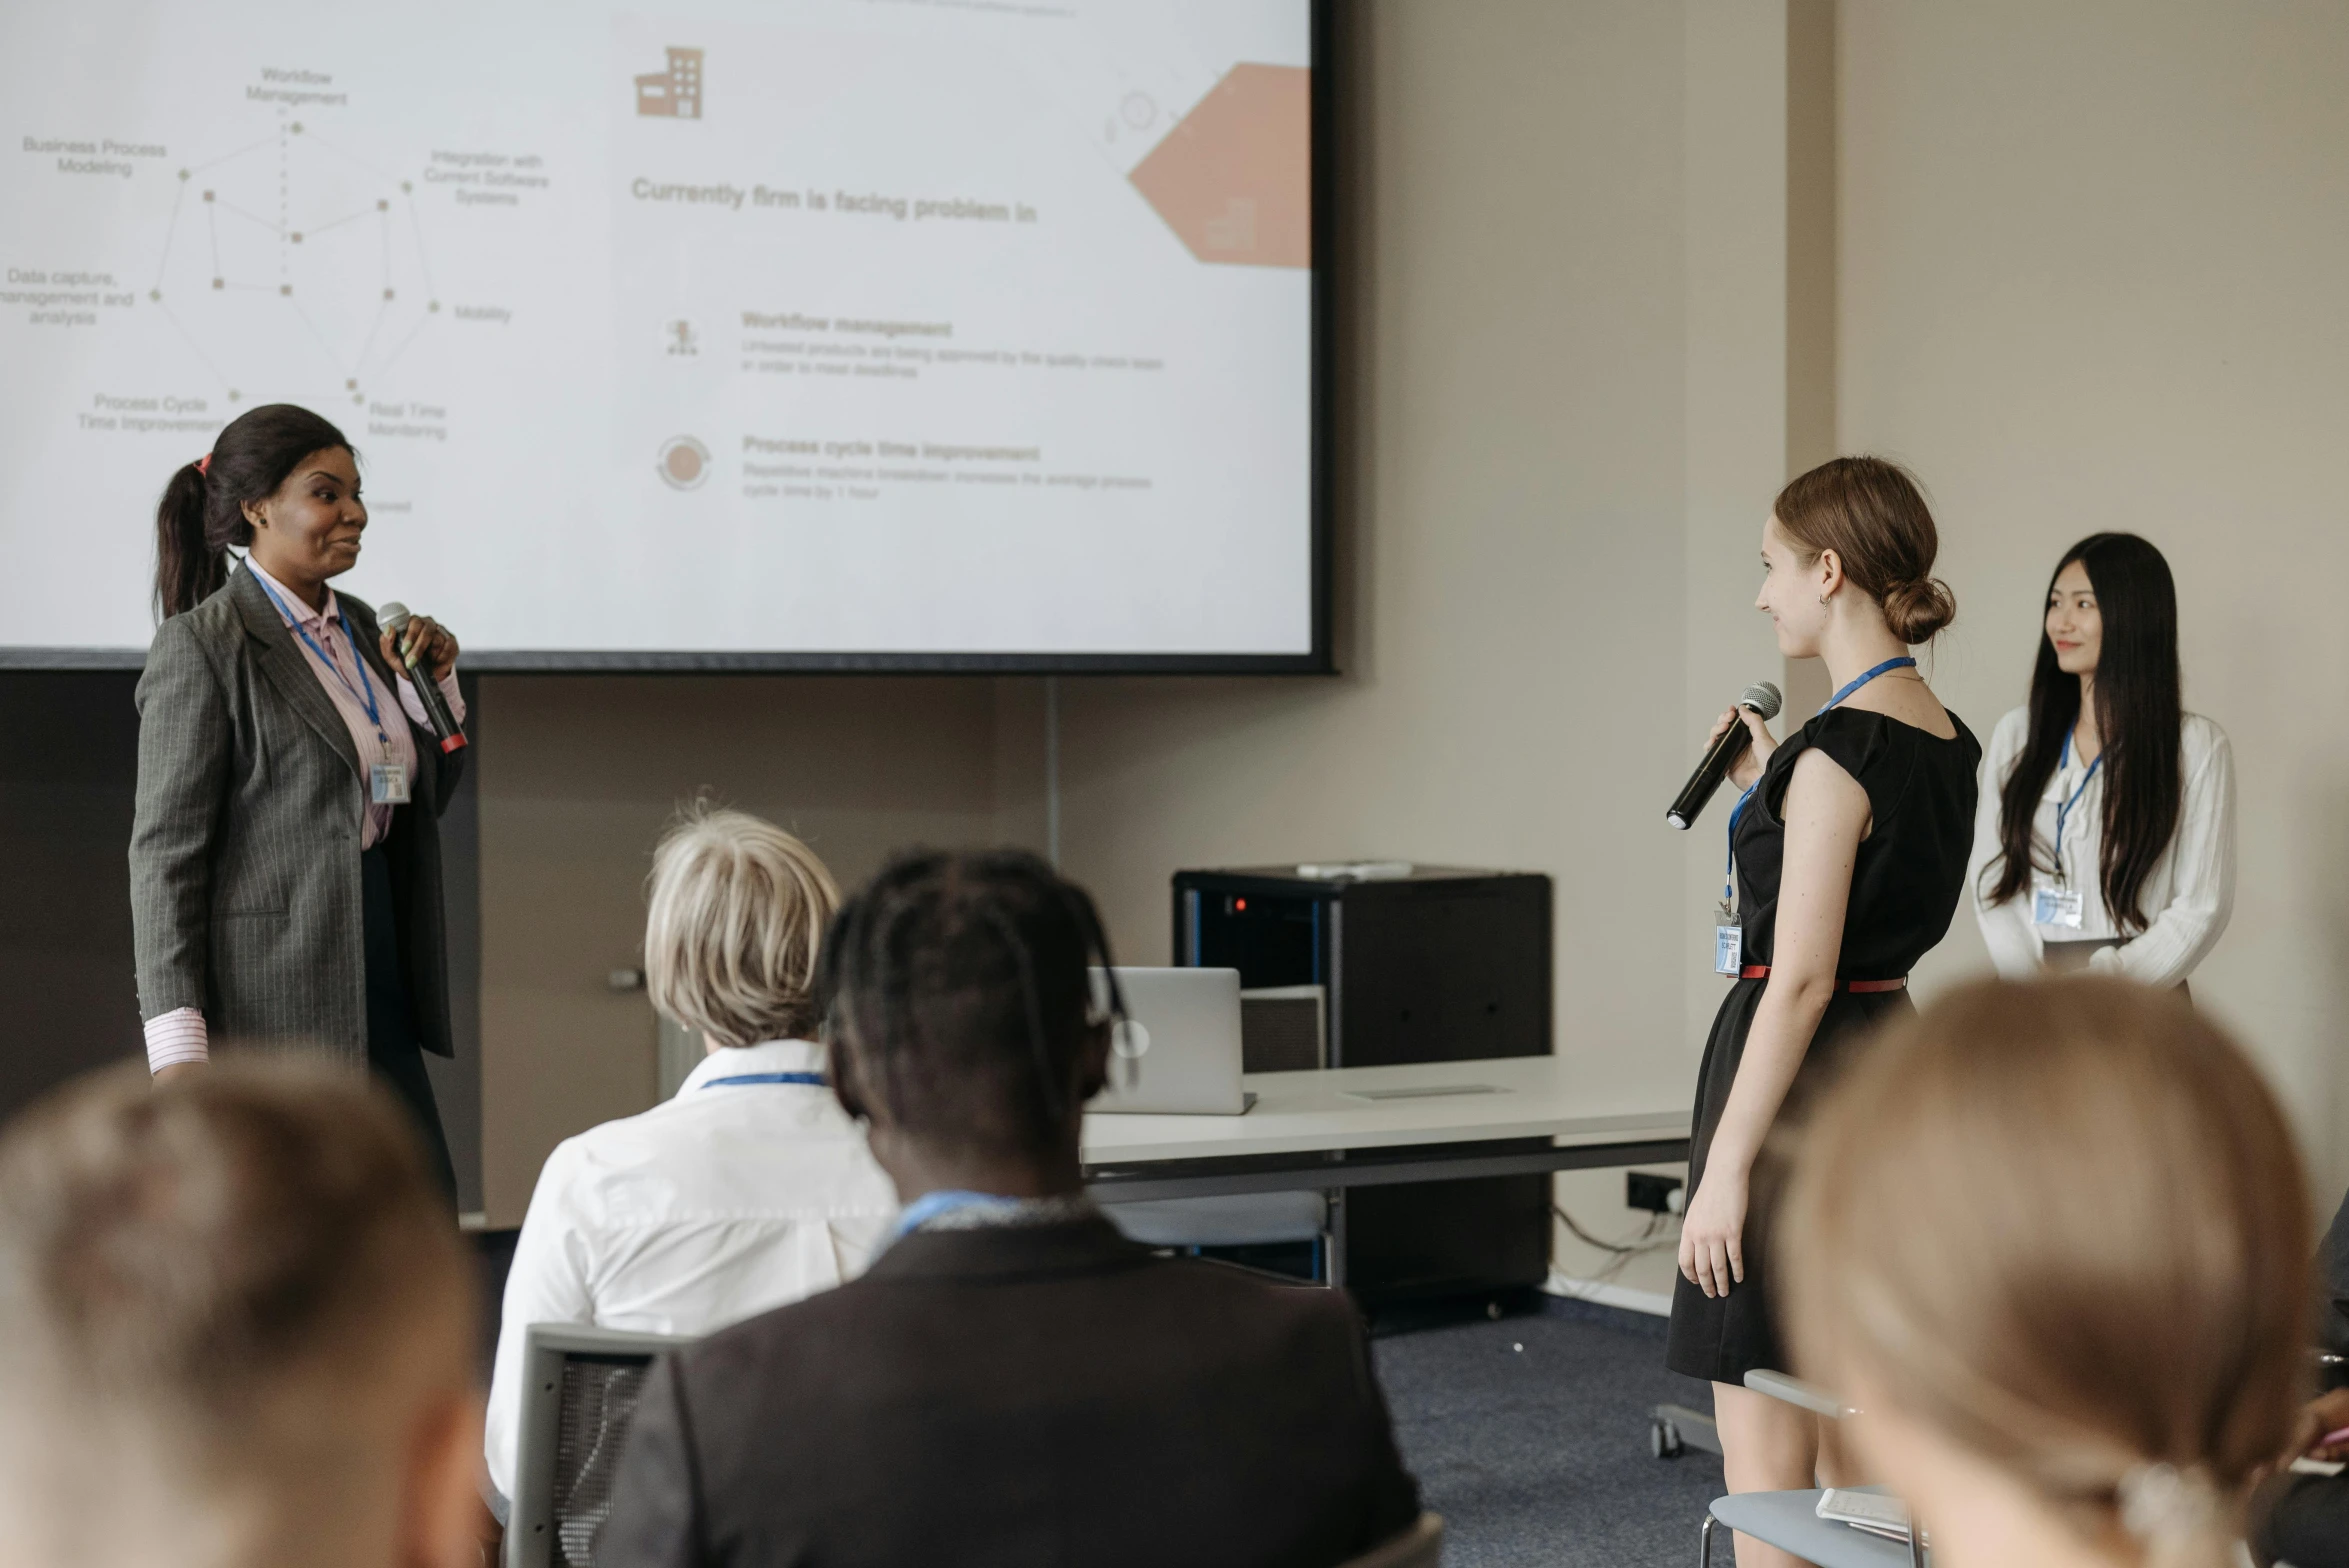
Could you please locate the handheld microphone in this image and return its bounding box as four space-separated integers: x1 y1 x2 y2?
1665 681 1782 830
376 603 468 755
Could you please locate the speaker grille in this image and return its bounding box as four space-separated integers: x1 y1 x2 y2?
1241 988 1325 1073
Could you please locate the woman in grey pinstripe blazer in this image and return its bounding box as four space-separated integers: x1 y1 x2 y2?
131 404 467 1202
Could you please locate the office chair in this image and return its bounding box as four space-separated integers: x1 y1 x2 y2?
505 1323 693 1568
1099 1190 1333 1278
1698 1370 1927 1568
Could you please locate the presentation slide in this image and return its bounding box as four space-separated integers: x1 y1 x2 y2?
0 0 1318 664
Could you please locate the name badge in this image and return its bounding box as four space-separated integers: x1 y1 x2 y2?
1714 923 1743 976
2033 881 2084 929
371 762 411 805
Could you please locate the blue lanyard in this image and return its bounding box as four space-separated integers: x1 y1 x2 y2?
700 1072 825 1088
2052 730 2102 881
250 572 388 741
1725 786 1756 903
891 1189 1025 1240
1823 655 1917 712
1724 655 1918 904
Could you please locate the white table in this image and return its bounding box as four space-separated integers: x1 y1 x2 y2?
1080 1055 1690 1203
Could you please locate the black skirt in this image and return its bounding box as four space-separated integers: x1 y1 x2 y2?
1662 976 1913 1384
362 844 458 1208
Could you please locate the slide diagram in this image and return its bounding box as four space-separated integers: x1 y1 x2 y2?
145 105 443 412
4 0 1315 661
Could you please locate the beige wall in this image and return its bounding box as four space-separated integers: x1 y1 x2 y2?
476 676 1003 1221
1837 1 2349 1192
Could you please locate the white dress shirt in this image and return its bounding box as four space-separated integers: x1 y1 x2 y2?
1968 705 2236 988
483 1038 899 1503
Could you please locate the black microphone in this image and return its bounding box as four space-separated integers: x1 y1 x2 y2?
1666 681 1783 830
376 602 468 755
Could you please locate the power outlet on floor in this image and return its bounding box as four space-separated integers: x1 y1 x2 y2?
1626 1171 1684 1215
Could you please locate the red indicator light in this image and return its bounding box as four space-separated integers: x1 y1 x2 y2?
1235 898 1248 912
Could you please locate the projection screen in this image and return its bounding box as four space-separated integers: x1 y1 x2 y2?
0 0 1329 670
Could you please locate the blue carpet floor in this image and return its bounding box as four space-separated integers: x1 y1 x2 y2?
1373 1300 1725 1568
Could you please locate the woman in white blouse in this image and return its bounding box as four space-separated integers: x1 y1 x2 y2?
484 807 898 1508
1969 533 2234 987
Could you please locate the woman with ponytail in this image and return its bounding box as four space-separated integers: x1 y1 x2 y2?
1969 534 2235 988
131 403 467 1201
1667 456 1980 1568
1782 976 2310 1568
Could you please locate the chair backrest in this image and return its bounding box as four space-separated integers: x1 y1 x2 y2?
1744 1368 1849 1418
1339 1511 1444 1568
505 1323 694 1568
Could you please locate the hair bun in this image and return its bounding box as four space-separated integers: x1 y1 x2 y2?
1882 576 1956 645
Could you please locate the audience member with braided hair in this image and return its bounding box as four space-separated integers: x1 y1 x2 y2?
1781 977 2312 1568
600 848 1422 1568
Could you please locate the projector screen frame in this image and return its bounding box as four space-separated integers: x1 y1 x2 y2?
3 0 1338 678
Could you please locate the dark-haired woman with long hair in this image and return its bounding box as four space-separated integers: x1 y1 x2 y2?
1968 533 2234 987
129 402 467 1200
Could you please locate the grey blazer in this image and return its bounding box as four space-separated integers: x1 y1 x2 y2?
130 568 463 1062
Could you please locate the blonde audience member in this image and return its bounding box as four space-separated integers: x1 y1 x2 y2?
0 1060 483 1568
1782 977 2310 1568
485 808 897 1507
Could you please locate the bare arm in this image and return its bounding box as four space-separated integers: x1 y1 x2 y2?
1970 713 2043 976
1679 747 1870 1298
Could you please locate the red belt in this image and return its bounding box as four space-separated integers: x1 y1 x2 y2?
1738 965 1908 994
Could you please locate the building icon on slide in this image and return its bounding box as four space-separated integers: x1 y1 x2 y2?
636 47 704 119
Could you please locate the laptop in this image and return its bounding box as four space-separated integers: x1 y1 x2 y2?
1086 967 1254 1115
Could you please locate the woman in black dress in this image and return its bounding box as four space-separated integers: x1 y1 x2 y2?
1667 457 1979 1567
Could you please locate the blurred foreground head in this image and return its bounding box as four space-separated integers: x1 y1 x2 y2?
0 1060 480 1568
1783 977 2310 1568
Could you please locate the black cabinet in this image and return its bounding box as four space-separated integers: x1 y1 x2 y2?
1172 865 1553 1303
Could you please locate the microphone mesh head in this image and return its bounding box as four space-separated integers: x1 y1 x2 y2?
376 601 411 631
1741 681 1784 720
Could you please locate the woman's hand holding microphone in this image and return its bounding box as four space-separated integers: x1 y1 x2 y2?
380 613 460 685
1707 704 1778 792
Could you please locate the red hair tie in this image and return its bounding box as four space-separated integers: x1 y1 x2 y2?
195 453 212 476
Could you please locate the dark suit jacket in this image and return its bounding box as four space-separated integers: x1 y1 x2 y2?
601 1216 1422 1568
2250 1188 2349 1568
129 568 463 1061
2320 1185 2349 1364
2256 1469 2349 1568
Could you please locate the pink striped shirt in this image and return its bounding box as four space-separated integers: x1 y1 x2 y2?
145 563 467 1071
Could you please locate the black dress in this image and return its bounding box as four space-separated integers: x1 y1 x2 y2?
1665 705 1981 1384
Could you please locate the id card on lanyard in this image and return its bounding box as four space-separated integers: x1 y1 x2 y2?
1714 655 1916 976
253 572 410 805
2034 731 2100 929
